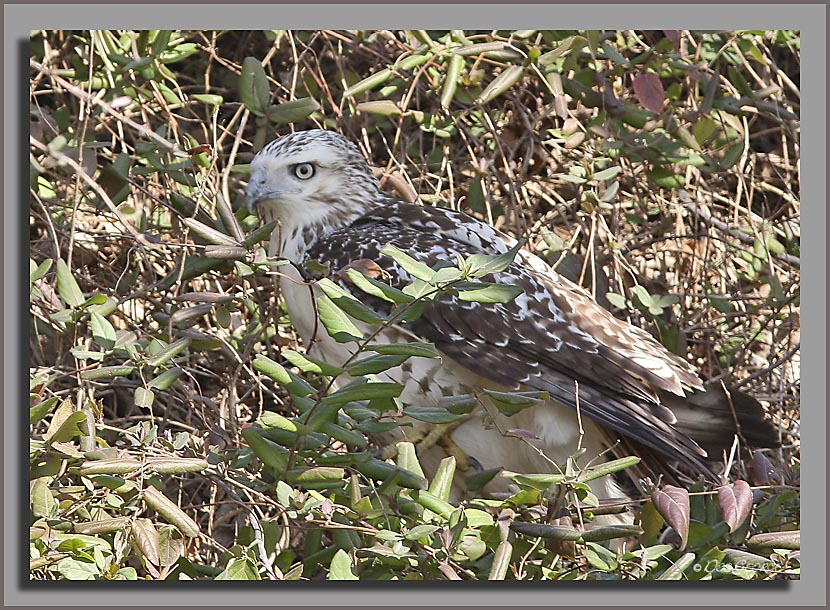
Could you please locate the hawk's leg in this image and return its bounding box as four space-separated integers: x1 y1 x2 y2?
378 419 482 473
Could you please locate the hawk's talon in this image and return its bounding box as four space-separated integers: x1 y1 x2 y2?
374 419 482 475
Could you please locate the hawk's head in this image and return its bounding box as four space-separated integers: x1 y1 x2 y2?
246 130 385 258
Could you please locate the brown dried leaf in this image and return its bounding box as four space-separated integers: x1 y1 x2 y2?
747 530 800 550
633 72 665 113
338 259 384 283
718 480 753 532
131 518 160 568
651 484 690 550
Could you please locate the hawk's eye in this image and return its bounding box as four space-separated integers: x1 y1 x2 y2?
293 163 315 180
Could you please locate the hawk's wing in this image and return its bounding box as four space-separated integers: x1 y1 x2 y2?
306 201 712 471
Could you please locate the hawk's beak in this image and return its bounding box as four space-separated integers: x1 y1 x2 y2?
245 170 268 215
245 170 300 215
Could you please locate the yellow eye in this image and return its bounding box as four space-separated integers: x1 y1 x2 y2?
293 163 315 180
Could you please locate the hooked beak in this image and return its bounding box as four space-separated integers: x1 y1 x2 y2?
245 170 299 215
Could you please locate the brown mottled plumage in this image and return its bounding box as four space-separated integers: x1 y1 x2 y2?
246 130 778 503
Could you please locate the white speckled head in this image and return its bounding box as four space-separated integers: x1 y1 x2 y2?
246 130 387 258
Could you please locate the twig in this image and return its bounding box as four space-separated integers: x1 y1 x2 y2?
680 193 800 269
30 58 183 155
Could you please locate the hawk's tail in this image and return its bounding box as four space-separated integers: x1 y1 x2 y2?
664 382 781 460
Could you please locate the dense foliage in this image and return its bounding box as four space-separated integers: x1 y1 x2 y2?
29 29 800 580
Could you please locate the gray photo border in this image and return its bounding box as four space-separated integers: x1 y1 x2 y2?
6 3 825 607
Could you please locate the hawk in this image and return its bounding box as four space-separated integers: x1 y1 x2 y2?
245 129 777 510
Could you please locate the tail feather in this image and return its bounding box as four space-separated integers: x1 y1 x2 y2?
662 382 781 459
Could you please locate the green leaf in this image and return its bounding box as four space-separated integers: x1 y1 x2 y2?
267 97 321 124
56 557 99 580
30 396 60 424
395 441 426 479
252 355 316 396
147 367 182 391
352 457 428 490
89 312 116 350
134 387 155 409
365 342 440 358
719 141 746 170
344 68 393 98
454 282 524 304
322 381 403 407
538 36 580 65
287 466 346 489
192 93 223 106
216 557 260 580
320 422 368 448
345 268 412 304
258 411 314 436
55 259 85 308
502 471 567 490
355 100 402 116
346 354 409 376
633 284 654 307
411 489 455 516
282 349 344 376
510 521 582 540
403 406 468 425
488 540 513 580
483 389 547 416
316 295 364 343
78 365 135 380
648 166 686 189
583 542 619 572
239 57 270 116
657 552 696 580
428 456 456 501
380 245 434 282
317 277 385 325
465 241 523 278
476 65 524 105
579 524 643 543
606 291 628 309
592 166 622 182
693 116 718 145
242 427 291 471
146 337 192 368
441 53 464 109
328 549 358 580
577 456 641 482
405 524 441 541
142 487 200 538
45 411 89 444
30 258 53 285
181 217 239 247
31 478 56 519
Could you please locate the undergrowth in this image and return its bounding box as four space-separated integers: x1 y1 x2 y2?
29 29 800 580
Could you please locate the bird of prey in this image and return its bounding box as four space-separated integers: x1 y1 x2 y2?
245 129 777 509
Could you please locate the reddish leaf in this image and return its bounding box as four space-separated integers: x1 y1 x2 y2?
751 449 781 485
651 484 690 550
338 259 383 282
662 30 680 52
438 563 462 580
717 480 753 532
633 72 665 113
506 428 539 442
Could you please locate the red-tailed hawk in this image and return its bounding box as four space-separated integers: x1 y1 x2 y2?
245 129 777 510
